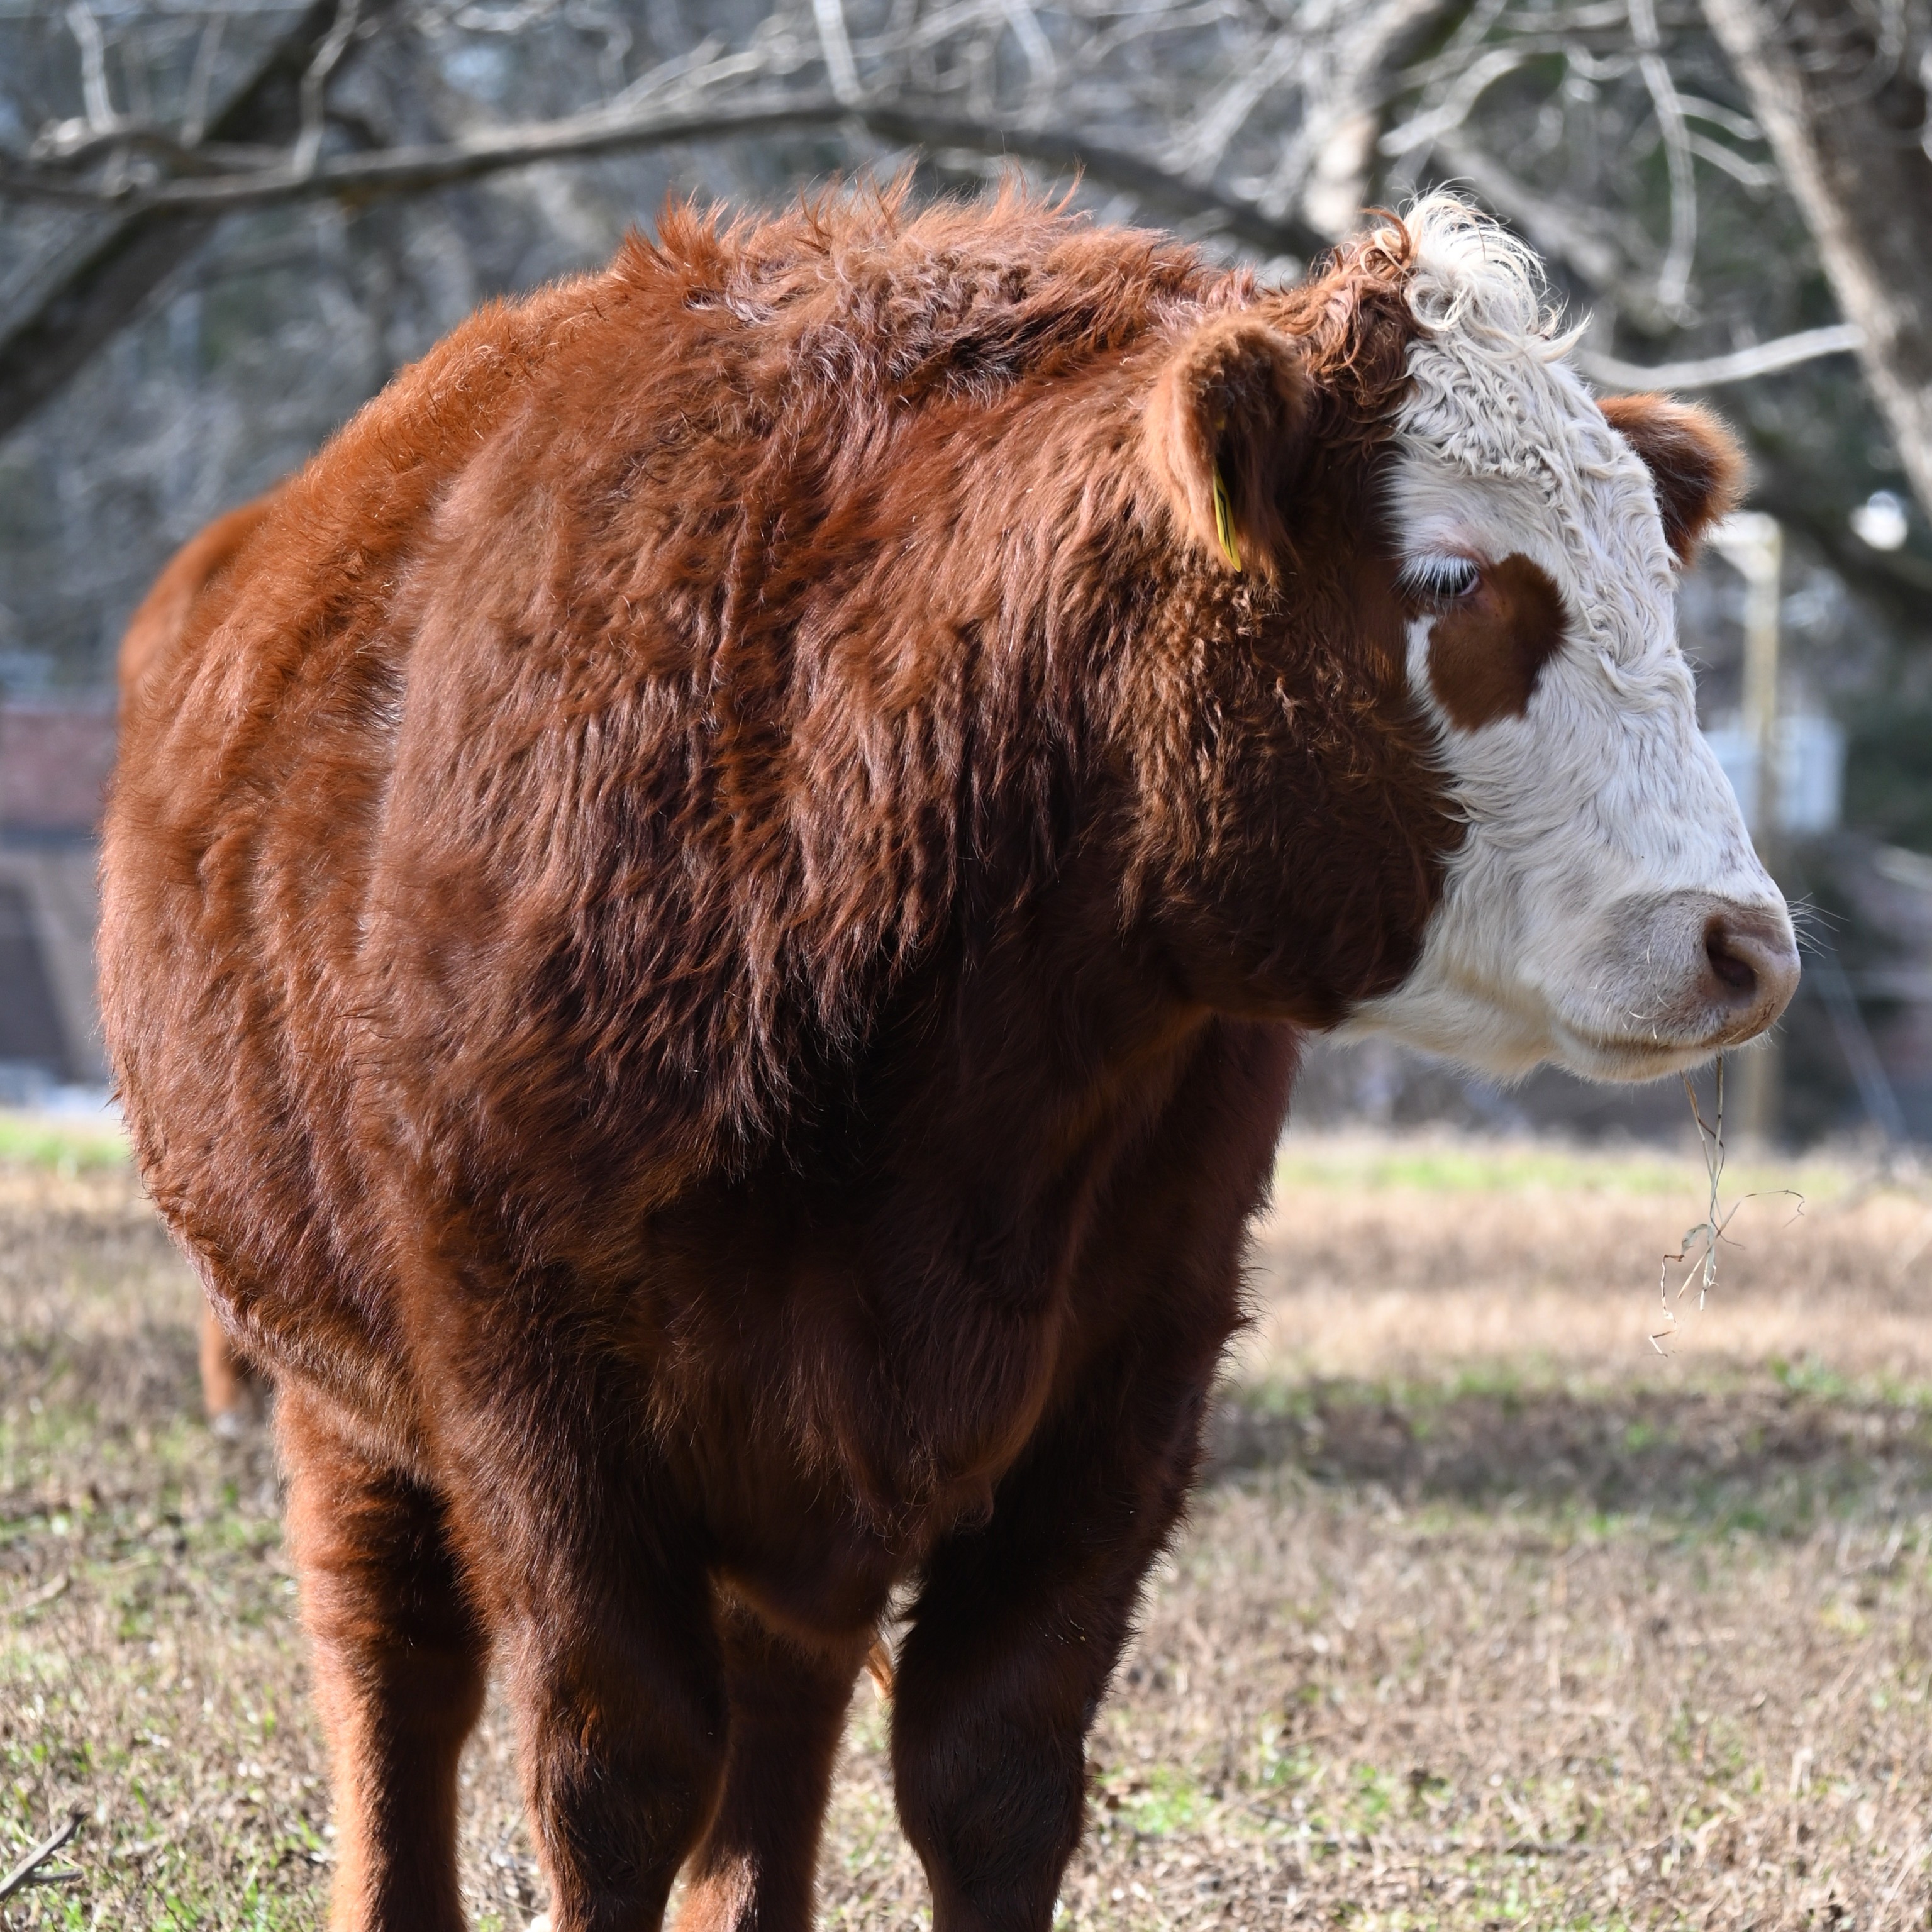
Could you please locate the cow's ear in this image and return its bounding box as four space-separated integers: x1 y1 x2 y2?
1599 394 1747 564
1144 314 1307 579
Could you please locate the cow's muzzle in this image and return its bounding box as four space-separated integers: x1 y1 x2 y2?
1558 887 1801 1077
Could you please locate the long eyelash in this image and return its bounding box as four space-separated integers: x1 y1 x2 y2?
1400 556 1479 600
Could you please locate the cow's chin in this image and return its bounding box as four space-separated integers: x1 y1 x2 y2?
1543 1018 1738 1085
1337 1004 1753 1088
1331 977 1568 1084
1340 974 1790 1089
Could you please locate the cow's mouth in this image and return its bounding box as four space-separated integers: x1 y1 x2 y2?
1550 1021 1746 1083
1337 888 1800 1087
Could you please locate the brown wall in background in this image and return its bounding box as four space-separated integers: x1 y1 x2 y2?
0 702 115 836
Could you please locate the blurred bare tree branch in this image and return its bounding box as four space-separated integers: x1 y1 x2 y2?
1 0 1459 434
0 0 1446 238
3 93 1338 248
5 0 1932 690
1702 0 1932 518
0 0 1807 382
0 0 367 438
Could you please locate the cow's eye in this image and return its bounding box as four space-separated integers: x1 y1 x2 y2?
1402 555 1482 604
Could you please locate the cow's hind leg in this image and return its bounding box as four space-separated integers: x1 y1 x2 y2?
674 1603 869 1932
199 1293 266 1430
280 1387 487 1932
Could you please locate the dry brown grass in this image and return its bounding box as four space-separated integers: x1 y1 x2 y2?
1249 1131 1932 1385
7 1132 1932 1929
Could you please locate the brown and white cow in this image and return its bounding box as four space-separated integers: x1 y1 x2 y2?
99 189 1796 1932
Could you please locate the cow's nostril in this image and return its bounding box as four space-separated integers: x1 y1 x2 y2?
1698 907 1801 1037
1705 921 1759 996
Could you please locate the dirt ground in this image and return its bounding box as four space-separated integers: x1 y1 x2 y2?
8 1128 1932 1929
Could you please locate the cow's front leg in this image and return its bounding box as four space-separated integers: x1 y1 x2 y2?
440 1391 728 1932
889 1358 1218 1932
482 1502 728 1932
673 1601 871 1932
406 1255 735 1932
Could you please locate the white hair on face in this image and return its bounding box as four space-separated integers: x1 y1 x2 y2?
1401 193 1578 357
1393 194 1666 654
1341 194 1793 1084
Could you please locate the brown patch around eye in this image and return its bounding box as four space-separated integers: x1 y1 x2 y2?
1425 553 1568 731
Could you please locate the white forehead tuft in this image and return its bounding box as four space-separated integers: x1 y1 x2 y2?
1394 194 1607 480
1400 193 1574 352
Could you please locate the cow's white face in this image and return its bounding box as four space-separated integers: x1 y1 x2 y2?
1343 200 1799 1082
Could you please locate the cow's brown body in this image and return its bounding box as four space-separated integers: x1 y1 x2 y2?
103 194 1462 1932
116 485 284 1425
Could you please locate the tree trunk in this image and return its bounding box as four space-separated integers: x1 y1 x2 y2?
1702 0 1932 519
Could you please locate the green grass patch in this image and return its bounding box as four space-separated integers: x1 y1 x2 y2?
0 1108 128 1172
1272 1137 1848 1202
1095 1763 1208 1838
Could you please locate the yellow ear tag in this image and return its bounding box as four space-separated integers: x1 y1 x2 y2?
1211 465 1242 572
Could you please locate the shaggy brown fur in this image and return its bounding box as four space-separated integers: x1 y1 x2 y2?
103 188 1460 1932
116 489 280 706
115 485 284 1424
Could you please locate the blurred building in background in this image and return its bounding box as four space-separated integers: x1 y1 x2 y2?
0 698 114 1096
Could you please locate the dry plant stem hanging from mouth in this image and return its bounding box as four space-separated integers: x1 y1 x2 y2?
1652 1054 1804 1355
